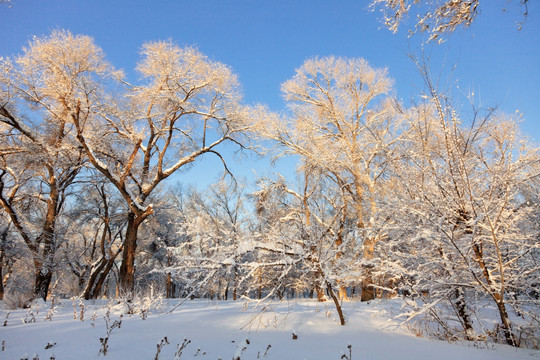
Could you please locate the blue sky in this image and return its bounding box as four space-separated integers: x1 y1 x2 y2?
1 0 539 187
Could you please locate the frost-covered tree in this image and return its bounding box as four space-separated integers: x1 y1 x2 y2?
262 56 402 301
1 30 265 297
165 181 256 300
0 32 96 300
72 40 262 295
63 178 126 299
253 171 363 325
381 64 540 346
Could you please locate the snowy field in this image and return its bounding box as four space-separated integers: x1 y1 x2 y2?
0 298 537 360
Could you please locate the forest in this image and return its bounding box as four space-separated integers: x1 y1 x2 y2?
0 23 538 350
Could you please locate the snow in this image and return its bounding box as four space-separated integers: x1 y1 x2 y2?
221 257 236 266
0 299 536 359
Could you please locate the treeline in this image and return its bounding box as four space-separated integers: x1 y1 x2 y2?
0 31 538 347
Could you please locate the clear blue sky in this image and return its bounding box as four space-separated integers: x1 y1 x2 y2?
2 0 539 187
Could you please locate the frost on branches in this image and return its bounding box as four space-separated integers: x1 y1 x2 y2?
0 30 266 300
1 30 538 349
260 56 403 303
371 0 531 43
378 62 540 347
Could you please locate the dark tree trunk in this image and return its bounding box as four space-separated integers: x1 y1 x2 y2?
82 252 118 300
91 257 117 299
31 190 59 302
327 281 346 325
118 212 139 296
81 258 107 300
233 266 238 300
33 212 56 301
0 227 7 300
0 253 4 301
34 266 53 301
496 299 518 347
454 287 474 339
166 272 176 298
360 237 376 302
360 279 375 302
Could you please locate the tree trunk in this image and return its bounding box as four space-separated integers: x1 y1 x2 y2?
360 236 377 302
118 212 139 296
233 266 238 300
91 258 115 299
0 252 4 301
338 286 348 301
82 253 118 299
81 258 107 300
360 281 375 302
34 265 53 301
32 193 58 301
166 272 173 298
0 227 7 300
470 231 517 346
495 299 517 347
327 281 346 325
33 228 56 300
334 228 349 302
454 287 474 340
315 284 327 302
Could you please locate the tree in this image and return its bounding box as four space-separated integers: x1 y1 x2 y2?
167 181 255 300
381 62 540 346
261 56 402 301
371 0 531 43
2 30 264 297
0 32 96 299
64 178 125 299
254 172 361 325
70 38 262 295
0 215 12 300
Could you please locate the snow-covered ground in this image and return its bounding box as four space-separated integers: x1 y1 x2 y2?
0 298 537 359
